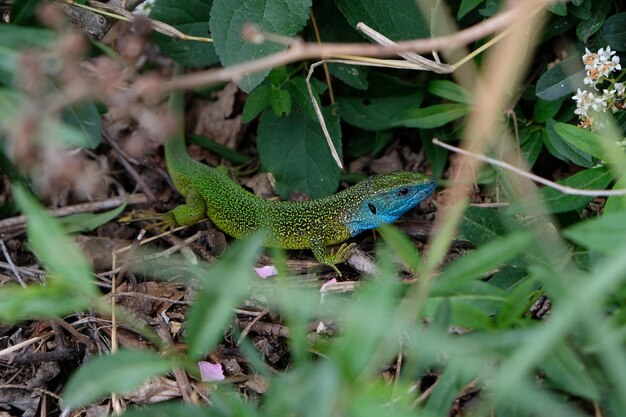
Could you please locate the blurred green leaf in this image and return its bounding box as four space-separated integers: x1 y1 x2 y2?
564 211 626 252
118 403 213 417
0 281 88 323
394 103 469 129
257 103 341 198
150 0 219 67
427 80 473 105
210 0 311 92
58 202 127 234
458 0 484 19
337 92 424 131
61 100 102 149
433 231 533 292
378 224 422 271
604 176 626 214
62 349 172 408
13 186 98 297
542 343 599 400
186 234 264 358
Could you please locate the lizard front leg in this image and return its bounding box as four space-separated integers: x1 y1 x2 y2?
310 236 356 276
164 187 208 228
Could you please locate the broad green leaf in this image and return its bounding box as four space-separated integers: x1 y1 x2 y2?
328 64 368 90
576 1 610 43
433 231 533 292
242 83 271 122
150 0 219 67
535 55 585 100
270 86 292 117
257 103 342 199
544 120 594 167
564 211 626 252
508 166 613 214
601 13 626 51
495 275 537 327
58 202 127 234
335 0 429 41
553 121 610 161
427 80 473 105
186 234 264 358
394 103 469 129
533 98 563 123
547 3 567 16
210 0 312 92
542 343 600 400
13 186 98 297
337 92 423 131
62 349 172 408
61 99 102 149
0 281 88 323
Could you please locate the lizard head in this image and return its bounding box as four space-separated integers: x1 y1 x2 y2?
345 171 436 237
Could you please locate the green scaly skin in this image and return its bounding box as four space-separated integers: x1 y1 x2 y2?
162 95 437 273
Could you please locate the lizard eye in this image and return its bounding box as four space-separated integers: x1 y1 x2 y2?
368 203 377 215
399 188 409 196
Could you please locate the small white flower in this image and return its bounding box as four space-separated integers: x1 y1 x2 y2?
614 83 625 97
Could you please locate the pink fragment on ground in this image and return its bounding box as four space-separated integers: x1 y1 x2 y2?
320 278 337 292
254 265 278 279
198 361 225 382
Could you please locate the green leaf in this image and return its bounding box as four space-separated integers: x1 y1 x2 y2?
337 92 424 131
433 231 533 292
604 176 626 214
328 63 368 90
508 166 613 214
0 281 88 323
257 103 342 199
58 202 127 234
186 234 264 358
544 120 594 167
210 0 312 92
564 211 626 252
394 103 469 129
542 343 600 400
533 98 563 123
378 224 422 271
187 134 249 165
242 83 272 122
62 349 172 408
427 80 473 105
601 13 626 51
150 0 219 67
576 1 610 43
535 55 585 101
0 24 57 49
553 121 619 161
61 100 102 149
335 0 430 41
458 0 484 19
547 3 567 16
13 186 98 297
270 86 292 117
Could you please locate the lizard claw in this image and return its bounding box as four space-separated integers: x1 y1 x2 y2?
119 210 177 232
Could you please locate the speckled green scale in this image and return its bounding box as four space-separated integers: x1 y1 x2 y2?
164 125 436 272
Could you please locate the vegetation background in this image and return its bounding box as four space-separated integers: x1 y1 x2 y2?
0 0 625 416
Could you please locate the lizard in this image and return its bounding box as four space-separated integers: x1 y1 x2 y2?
155 93 437 274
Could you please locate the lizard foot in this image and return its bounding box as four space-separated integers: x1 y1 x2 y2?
119 210 177 232
326 242 357 276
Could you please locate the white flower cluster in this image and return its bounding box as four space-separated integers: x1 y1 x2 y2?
572 46 624 129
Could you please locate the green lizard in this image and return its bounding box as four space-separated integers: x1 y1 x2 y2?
159 95 436 273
